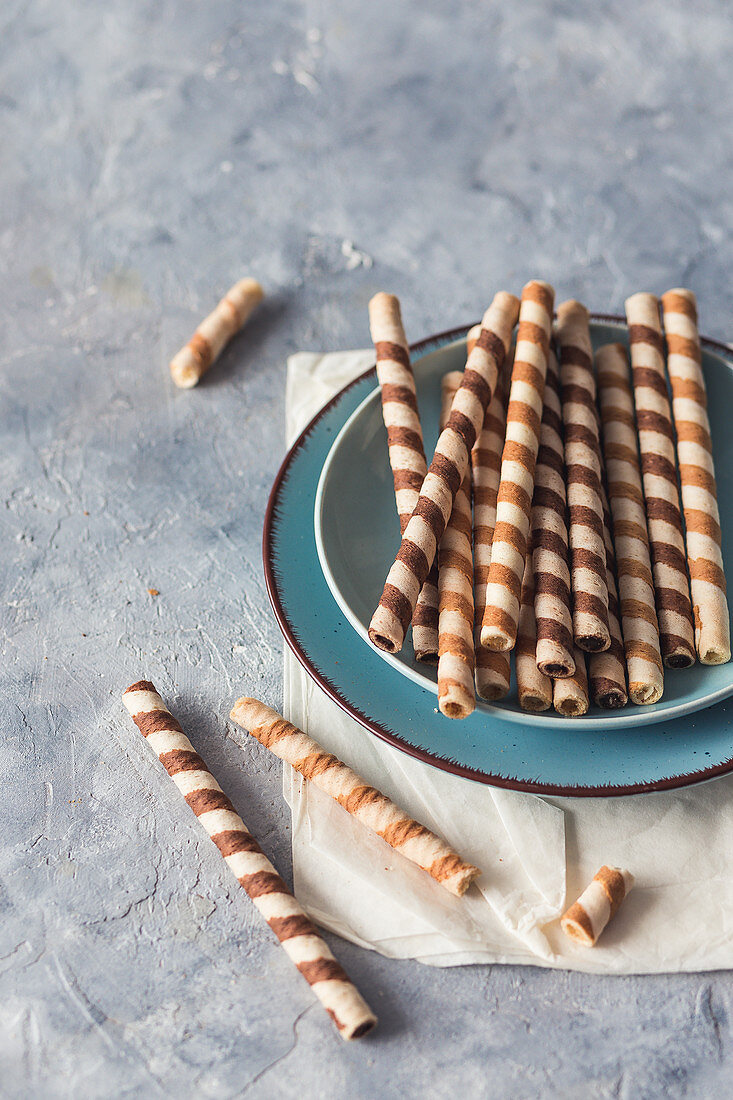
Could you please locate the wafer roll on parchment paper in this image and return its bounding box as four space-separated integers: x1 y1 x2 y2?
556 300 610 654
468 325 512 700
561 866 634 947
626 292 696 667
230 698 481 896
482 280 555 652
596 343 664 704
369 291 519 655
515 550 553 712
589 486 629 709
122 682 376 1040
437 372 475 718
531 348 575 678
170 278 263 388
661 288 731 665
553 648 589 716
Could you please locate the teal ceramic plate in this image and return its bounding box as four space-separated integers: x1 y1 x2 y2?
265 318 733 795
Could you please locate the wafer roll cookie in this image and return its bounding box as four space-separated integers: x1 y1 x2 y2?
122 683 376 1040
516 552 553 712
532 348 575 678
482 280 555 652
561 866 634 947
170 278 263 388
468 326 512 700
626 293 696 667
596 343 664 704
661 289 731 664
369 291 519 655
556 300 610 653
589 486 629 709
437 373 475 718
231 698 481 896
553 649 589 716
369 293 439 663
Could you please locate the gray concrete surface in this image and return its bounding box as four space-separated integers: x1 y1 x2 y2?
2 1 733 1096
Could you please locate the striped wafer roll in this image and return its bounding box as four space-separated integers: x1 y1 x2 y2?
515 551 553 712
556 300 610 654
561 866 634 947
661 289 731 665
170 278 263 388
437 372 475 719
532 348 575 678
589 486 629 709
626 293 696 667
230 698 480 896
369 293 439 663
553 649 589 716
482 280 555 652
369 291 520 655
468 325 512 701
122 682 376 1041
596 343 664 704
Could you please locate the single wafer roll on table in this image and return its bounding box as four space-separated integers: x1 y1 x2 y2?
122 682 376 1041
369 291 519 655
596 343 664 704
230 697 481 896
170 278 263 388
369 292 439 663
553 649 589 716
625 292 696 668
561 866 634 947
482 280 555 652
589 486 629 709
556 300 610 654
661 288 731 665
515 551 553 712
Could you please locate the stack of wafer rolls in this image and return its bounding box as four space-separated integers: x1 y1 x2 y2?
626 293 696 668
515 549 553 712
661 289 731 665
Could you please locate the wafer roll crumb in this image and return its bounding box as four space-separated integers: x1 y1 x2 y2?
516 552 553 712
170 278 263 388
561 866 634 946
553 649 589 716
230 698 481 896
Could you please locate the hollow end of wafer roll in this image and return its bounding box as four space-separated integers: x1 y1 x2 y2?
575 629 611 654
518 689 552 713
629 680 663 706
480 626 514 653
592 684 628 710
664 649 696 670
699 644 732 666
560 906 597 946
170 349 204 389
368 606 404 653
438 688 475 721
414 645 439 664
536 642 576 680
554 695 588 717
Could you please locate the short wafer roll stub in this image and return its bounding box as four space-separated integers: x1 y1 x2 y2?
553 649 589 716
437 372 475 719
369 291 519 655
170 278 263 388
561 866 634 947
556 300 610 654
661 288 731 665
369 292 439 663
515 551 553 713
596 343 664 704
589 485 629 709
626 292 696 668
122 682 376 1041
230 698 481 896
532 348 575 678
482 280 555 652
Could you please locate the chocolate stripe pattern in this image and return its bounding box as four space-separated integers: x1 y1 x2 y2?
625 292 696 668
553 648 589 717
169 278 263 388
532 348 575 678
122 682 376 1041
369 292 439 663
467 325 512 701
589 483 629 709
369 291 520 655
437 372 475 718
596 343 664 704
516 550 553 712
561 866 634 947
556 299 611 653
230 697 481 896
481 281 555 652
661 288 731 665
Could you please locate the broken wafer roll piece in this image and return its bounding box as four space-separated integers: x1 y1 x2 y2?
561 866 634 946
661 288 731 665
122 682 376 1041
515 552 553 712
553 649 589 716
230 698 480 896
170 277 264 388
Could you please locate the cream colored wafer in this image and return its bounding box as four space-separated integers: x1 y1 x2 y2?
482 280 555 652
369 292 519 655
661 288 731 665
626 292 696 667
553 648 589 716
170 278 263 388
589 485 629 709
515 551 553 712
596 343 664 704
123 682 376 1041
230 698 481 896
561 866 634 947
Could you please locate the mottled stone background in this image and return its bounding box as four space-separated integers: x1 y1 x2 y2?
2 1 733 1095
